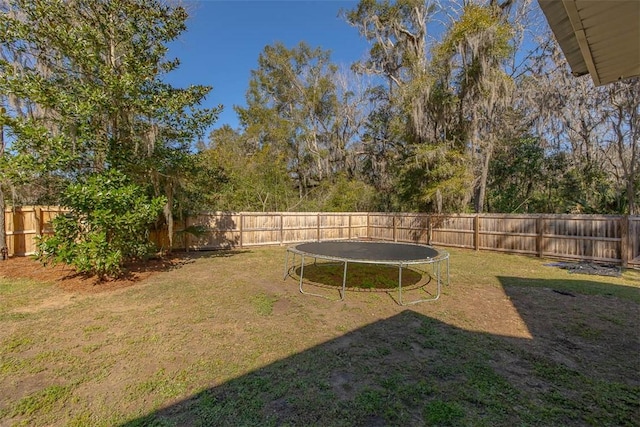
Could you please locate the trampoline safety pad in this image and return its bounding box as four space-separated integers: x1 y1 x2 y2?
283 240 449 305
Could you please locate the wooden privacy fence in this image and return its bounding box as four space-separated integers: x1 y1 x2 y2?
366 213 639 267
4 207 640 267
3 206 63 257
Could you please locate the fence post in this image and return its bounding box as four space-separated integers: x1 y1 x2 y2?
366 213 370 239
279 213 284 245
427 215 432 245
348 214 352 240
536 216 544 258
620 215 629 267
238 213 243 249
317 213 321 242
393 214 397 242
474 215 480 251
34 206 42 238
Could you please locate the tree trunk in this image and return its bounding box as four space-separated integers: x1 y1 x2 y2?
474 146 493 213
163 182 174 252
627 181 638 215
0 185 6 260
0 115 6 259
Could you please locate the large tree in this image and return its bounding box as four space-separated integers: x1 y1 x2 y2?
604 79 640 214
0 0 219 251
345 0 516 213
522 33 639 214
430 2 515 212
343 0 433 96
236 42 346 199
200 125 295 212
0 107 5 258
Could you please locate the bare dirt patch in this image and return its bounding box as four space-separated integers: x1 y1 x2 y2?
0 254 188 293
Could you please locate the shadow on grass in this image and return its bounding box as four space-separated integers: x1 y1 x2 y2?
118 250 251 278
294 263 425 292
55 250 253 286
500 274 640 303
169 249 252 262
121 278 639 427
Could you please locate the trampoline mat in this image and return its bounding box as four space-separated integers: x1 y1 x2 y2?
294 241 440 262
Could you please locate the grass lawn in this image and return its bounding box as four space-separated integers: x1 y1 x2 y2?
0 246 639 426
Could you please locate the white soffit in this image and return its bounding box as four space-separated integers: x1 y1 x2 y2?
538 0 640 86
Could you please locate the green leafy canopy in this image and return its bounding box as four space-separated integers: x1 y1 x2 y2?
36 170 166 278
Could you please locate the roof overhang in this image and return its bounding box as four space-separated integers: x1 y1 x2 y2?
538 0 640 86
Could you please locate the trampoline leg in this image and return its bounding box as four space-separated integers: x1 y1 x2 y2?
436 262 441 298
446 257 450 285
398 260 443 306
341 261 348 301
283 251 291 280
398 265 404 305
298 254 345 302
298 254 305 294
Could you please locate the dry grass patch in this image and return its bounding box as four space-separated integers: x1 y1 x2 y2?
0 247 638 426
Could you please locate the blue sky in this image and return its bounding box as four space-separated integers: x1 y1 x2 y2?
164 1 368 132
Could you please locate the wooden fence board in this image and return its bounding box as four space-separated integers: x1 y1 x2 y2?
628 217 640 266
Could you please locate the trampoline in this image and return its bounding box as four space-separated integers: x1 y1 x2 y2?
284 240 449 305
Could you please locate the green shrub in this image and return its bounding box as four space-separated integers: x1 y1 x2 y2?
36 170 165 279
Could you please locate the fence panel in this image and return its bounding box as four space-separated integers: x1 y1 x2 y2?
319 213 367 241
349 214 368 240
239 213 281 247
149 223 180 252
479 214 538 255
430 215 475 248
541 215 621 262
394 213 429 244
3 206 66 256
282 213 320 243
5 207 33 256
367 213 395 241
185 213 241 249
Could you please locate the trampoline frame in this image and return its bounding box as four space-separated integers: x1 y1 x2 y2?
283 240 449 305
